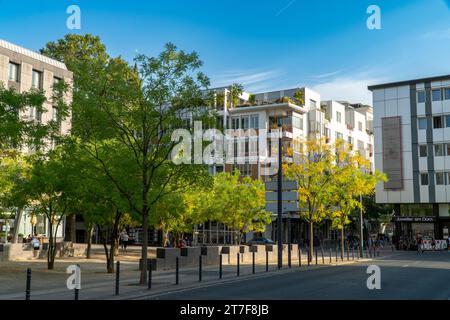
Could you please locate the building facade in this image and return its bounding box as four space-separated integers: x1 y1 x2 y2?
0 39 73 241
369 75 450 245
192 85 375 245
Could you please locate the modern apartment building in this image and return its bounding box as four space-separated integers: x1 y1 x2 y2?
0 39 73 241
369 75 450 245
192 85 375 245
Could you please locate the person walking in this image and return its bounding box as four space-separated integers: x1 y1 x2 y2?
120 230 129 253
31 236 40 258
416 234 423 254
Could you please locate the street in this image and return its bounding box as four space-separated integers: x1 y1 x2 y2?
146 250 450 300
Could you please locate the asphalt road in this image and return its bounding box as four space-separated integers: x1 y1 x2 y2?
147 250 450 300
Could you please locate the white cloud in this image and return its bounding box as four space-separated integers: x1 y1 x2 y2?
210 69 284 92
311 75 385 105
311 70 342 79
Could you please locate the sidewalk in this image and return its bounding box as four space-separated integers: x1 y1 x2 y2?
0 251 380 300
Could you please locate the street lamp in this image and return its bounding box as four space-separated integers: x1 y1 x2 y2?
359 194 364 258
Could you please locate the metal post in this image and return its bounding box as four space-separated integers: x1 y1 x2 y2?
252 251 255 274
352 247 354 260
329 248 332 264
287 216 291 268
277 134 283 270
148 261 152 289
219 254 223 279
335 244 338 262
360 194 364 258
74 288 79 300
176 257 179 285
315 247 318 265
299 247 302 267
266 250 269 272
25 268 31 300
347 245 349 261
321 246 324 264
237 253 240 277
115 261 120 296
199 255 202 282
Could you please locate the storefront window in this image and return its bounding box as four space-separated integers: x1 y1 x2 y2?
400 204 434 217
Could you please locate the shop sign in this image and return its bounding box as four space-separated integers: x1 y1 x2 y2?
391 216 436 223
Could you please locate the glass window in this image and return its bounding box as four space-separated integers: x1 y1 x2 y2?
432 89 442 102
419 145 427 157
232 117 239 129
250 115 259 129
417 91 426 104
32 70 42 89
444 88 450 101
336 111 342 123
418 117 427 130
447 144 450 156
335 132 343 140
310 99 316 109
358 121 363 131
293 116 303 129
348 136 354 145
8 63 19 82
421 173 429 186
436 172 445 185
433 116 443 129
241 116 249 129
52 107 58 122
435 144 445 157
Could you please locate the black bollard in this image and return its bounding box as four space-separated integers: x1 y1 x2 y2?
252 251 256 274
115 261 120 296
288 245 292 268
352 247 354 260
176 257 179 285
74 288 79 300
237 253 240 277
335 245 338 262
347 246 349 261
266 251 269 272
329 248 332 264
199 255 202 282
315 248 318 265
299 247 302 267
25 268 31 301
148 261 152 290
219 254 223 279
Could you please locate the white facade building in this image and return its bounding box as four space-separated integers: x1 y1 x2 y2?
0 39 73 242
369 75 450 244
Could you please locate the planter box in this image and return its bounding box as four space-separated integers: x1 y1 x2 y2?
221 246 230 254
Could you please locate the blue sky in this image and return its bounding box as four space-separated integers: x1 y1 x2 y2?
1 0 450 104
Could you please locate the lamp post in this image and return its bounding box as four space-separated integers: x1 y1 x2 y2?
359 194 364 258
277 131 283 269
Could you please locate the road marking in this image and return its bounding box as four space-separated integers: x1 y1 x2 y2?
402 265 409 268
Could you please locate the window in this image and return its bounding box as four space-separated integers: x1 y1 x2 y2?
435 144 445 157
335 132 343 140
418 117 427 130
8 63 19 82
29 107 35 119
433 116 443 129
358 121 363 131
444 88 450 101
417 90 426 104
348 136 354 145
310 99 316 109
52 107 59 122
421 173 429 186
447 144 450 156
436 172 445 185
419 145 427 157
32 70 42 89
432 89 442 102
336 111 342 123
241 116 249 129
232 117 239 129
357 140 364 152
250 115 259 129
293 116 303 129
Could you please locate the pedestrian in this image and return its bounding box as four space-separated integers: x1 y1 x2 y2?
31 236 40 257
416 234 423 254
120 229 129 253
431 238 436 251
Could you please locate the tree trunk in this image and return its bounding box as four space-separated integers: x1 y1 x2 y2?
47 219 55 270
64 213 76 242
86 224 93 259
309 221 314 263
